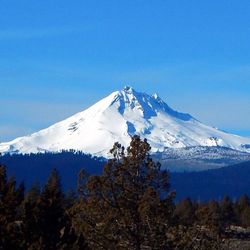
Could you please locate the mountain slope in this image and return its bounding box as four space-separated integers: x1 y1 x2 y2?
155 146 250 172
1 86 250 157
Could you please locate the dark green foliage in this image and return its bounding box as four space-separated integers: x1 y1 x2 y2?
22 182 41 248
22 169 87 250
0 165 24 249
0 167 87 250
39 169 69 249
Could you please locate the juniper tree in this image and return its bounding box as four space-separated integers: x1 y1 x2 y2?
71 135 175 250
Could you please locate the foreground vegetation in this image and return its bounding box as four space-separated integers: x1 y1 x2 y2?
1 136 250 249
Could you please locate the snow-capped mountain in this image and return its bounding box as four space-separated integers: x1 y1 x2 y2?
1 86 250 158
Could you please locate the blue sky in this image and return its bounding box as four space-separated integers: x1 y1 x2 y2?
1 0 250 141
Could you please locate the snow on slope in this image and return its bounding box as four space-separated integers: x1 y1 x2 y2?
156 146 250 172
1 86 250 157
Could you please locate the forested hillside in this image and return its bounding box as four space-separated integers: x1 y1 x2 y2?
1 152 250 201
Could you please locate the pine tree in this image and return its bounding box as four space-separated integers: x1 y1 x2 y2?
236 194 249 213
197 200 221 227
36 169 66 249
71 135 175 250
240 206 250 227
22 182 41 249
174 198 196 226
220 196 236 228
0 165 24 249
21 172 87 250
235 194 250 226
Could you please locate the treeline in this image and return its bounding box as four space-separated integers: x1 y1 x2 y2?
1 151 104 190
3 149 250 201
1 136 250 250
171 160 250 201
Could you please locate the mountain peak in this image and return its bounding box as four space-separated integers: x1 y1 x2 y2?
152 93 159 99
120 86 138 98
119 87 163 106
1 87 250 157
123 85 134 93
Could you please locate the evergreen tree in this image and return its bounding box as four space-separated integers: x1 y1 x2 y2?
196 200 222 235
22 182 41 249
174 198 196 226
220 196 236 228
235 194 250 226
236 195 249 212
240 206 250 227
71 136 175 250
21 170 87 250
37 169 66 249
0 165 24 249
64 189 78 209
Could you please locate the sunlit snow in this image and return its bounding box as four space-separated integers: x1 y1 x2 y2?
1 86 250 157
